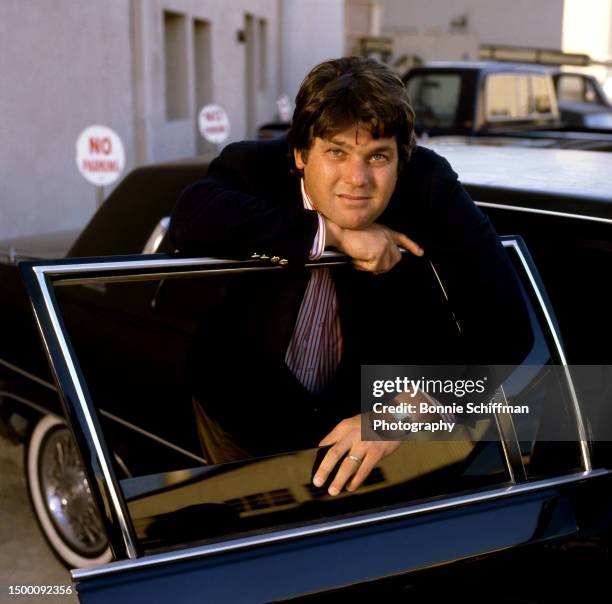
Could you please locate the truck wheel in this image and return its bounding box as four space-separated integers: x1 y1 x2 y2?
25 414 112 568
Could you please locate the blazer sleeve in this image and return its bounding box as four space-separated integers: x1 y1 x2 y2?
421 153 533 368
169 140 319 262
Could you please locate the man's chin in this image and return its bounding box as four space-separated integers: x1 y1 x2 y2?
333 214 375 231
339 220 374 231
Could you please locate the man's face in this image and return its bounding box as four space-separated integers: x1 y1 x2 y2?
294 125 399 230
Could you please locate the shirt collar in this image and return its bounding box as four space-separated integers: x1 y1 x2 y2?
300 178 315 211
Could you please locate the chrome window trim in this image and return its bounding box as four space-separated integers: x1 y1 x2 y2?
42 252 354 286
33 266 139 560
475 201 612 225
42 256 247 277
492 384 527 484
72 467 611 581
142 216 170 255
503 240 591 471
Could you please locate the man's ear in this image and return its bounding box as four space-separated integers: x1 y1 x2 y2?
293 148 306 170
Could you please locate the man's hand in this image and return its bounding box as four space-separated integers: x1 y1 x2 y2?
313 414 401 496
325 219 423 274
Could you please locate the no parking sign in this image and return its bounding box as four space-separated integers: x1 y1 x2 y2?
76 125 125 187
198 105 230 144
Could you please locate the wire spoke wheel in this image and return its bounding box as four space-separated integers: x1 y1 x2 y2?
26 415 112 568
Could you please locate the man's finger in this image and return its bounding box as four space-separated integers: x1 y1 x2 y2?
352 259 376 273
313 441 350 487
319 416 354 446
390 230 424 256
353 256 395 274
319 426 341 447
388 241 402 268
327 453 366 496
346 455 377 492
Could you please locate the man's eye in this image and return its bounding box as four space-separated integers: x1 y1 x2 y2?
370 153 389 162
327 148 344 158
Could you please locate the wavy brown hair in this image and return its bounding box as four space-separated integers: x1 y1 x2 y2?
287 56 416 173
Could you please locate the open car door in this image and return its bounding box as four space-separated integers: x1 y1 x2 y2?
19 237 612 602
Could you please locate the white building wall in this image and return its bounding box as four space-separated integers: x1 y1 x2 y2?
136 0 280 159
380 0 565 61
3 0 344 241
0 0 135 240
562 0 612 82
281 0 345 104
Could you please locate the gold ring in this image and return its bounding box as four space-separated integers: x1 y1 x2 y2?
348 454 363 463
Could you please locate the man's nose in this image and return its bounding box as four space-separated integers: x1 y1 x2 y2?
343 158 369 187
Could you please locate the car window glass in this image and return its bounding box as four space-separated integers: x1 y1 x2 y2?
497 249 583 479
557 74 601 105
51 265 510 552
584 78 597 103
557 74 584 103
486 74 554 120
406 73 461 130
486 74 520 119
515 76 529 116
529 75 553 114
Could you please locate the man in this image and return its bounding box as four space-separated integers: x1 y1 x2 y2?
170 57 532 496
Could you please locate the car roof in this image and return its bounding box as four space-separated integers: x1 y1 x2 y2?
409 61 557 74
423 143 612 217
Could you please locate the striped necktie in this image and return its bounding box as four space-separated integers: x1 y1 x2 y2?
285 268 343 393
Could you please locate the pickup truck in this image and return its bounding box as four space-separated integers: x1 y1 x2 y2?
403 61 612 150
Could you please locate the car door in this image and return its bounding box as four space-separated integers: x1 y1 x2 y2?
19 238 611 602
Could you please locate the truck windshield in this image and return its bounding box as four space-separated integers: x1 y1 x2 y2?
406 73 462 132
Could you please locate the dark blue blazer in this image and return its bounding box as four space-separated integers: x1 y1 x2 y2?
170 137 532 455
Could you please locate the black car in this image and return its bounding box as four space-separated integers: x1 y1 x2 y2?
2 145 611 601
554 70 612 130
0 156 212 567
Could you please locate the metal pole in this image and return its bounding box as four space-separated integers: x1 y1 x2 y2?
96 185 105 207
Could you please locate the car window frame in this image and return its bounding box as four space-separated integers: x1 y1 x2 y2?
19 238 592 568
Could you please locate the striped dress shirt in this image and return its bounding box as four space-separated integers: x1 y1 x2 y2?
284 180 343 393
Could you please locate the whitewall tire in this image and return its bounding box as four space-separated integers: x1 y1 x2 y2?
25 414 112 568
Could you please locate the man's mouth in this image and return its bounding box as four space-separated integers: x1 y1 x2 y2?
337 194 372 206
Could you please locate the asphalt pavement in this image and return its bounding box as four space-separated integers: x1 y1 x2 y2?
0 437 77 603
